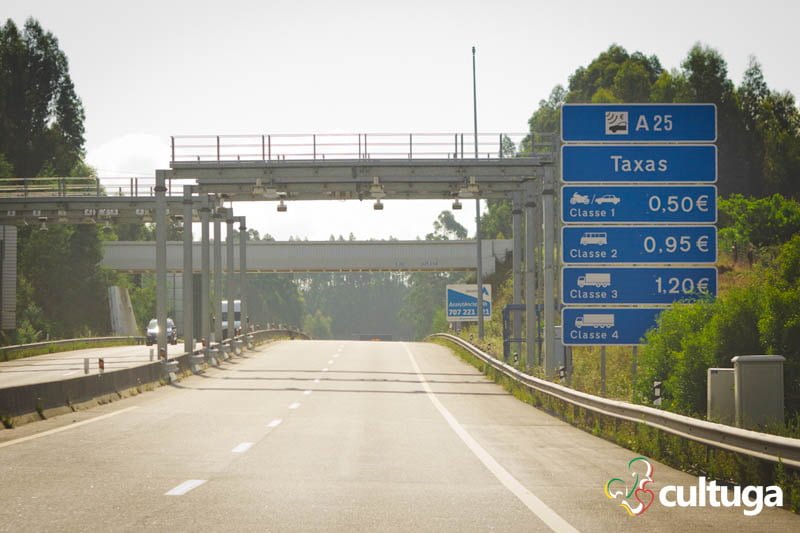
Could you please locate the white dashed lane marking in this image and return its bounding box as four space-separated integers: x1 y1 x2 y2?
165 479 207 496
322 368 329 372
231 442 253 453
304 390 312 396
288 402 301 410
266 418 283 428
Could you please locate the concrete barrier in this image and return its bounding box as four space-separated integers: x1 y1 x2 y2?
0 329 306 426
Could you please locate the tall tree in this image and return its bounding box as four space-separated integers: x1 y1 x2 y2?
0 18 85 177
681 44 755 196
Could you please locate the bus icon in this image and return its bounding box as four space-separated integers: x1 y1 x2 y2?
579 232 608 246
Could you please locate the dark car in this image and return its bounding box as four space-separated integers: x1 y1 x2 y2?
146 318 178 346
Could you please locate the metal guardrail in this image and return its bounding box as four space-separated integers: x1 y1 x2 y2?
1 336 144 361
430 333 800 468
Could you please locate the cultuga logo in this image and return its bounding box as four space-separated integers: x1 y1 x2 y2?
605 457 784 517
604 456 655 516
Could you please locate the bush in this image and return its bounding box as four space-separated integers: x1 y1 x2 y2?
636 235 800 419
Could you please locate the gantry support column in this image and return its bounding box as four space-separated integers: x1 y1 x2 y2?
511 191 523 361
155 170 168 357
213 206 224 353
236 216 248 343
524 179 537 370
542 168 557 379
200 194 212 360
182 186 194 355
226 212 235 343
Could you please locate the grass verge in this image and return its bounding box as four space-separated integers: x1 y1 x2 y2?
1 338 138 362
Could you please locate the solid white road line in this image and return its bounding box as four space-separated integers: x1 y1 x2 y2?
266 418 283 428
62 370 79 376
288 402 301 410
403 343 579 533
232 442 254 453
0 407 139 449
165 479 207 496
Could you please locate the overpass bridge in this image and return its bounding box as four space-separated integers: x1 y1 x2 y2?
101 239 512 274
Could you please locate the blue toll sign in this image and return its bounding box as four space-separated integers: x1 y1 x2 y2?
561 145 717 183
562 226 717 264
561 308 663 346
562 185 717 224
561 267 717 305
561 104 717 143
446 284 491 322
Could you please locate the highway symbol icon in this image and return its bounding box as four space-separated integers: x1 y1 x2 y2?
605 111 629 135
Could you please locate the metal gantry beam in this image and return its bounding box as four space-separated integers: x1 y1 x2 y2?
166 158 547 202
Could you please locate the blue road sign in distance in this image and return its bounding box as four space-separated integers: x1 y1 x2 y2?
562 307 663 346
561 104 717 143
446 284 491 322
562 267 717 305
561 145 717 183
562 226 717 264
562 185 717 224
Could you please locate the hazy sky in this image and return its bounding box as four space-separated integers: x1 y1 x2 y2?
4 0 799 240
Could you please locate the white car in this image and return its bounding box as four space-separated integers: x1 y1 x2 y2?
595 194 621 205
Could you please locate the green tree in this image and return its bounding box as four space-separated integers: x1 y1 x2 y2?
426 210 467 240
0 18 85 177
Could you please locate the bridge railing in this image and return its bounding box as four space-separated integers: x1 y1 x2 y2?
0 176 182 199
171 132 555 163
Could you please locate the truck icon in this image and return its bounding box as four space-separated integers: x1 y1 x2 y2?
579 232 608 246
575 314 615 329
577 273 611 288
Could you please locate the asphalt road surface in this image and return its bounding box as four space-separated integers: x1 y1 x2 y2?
0 342 198 388
0 340 797 531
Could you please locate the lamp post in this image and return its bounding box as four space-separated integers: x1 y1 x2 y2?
473 46 484 340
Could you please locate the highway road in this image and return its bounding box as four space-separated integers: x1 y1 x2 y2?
0 342 198 388
0 340 797 531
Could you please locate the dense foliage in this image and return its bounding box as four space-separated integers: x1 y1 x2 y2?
521 44 800 198
635 218 800 419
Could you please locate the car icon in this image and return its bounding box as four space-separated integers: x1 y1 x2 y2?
594 194 621 205
570 192 591 205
